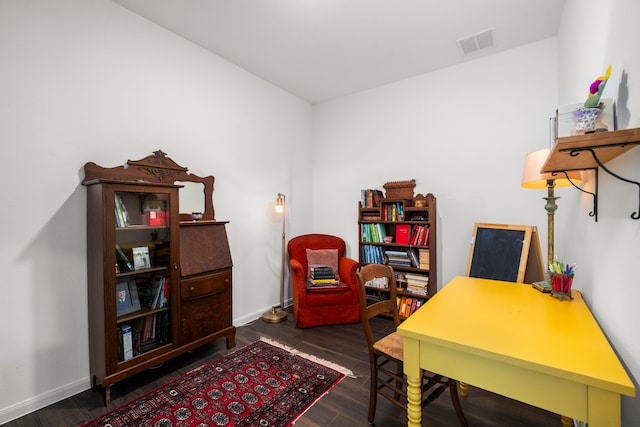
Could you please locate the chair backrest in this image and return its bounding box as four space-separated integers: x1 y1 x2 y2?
288 234 347 275
356 264 400 348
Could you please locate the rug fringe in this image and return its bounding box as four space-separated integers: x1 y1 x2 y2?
260 336 356 378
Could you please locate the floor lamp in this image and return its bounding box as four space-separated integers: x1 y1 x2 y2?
521 148 581 289
262 193 288 323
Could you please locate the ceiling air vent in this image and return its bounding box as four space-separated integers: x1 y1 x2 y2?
457 28 495 56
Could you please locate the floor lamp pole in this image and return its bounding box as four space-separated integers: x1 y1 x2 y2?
262 193 287 323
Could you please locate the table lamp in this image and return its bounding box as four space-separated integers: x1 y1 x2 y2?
262 193 288 323
521 148 581 290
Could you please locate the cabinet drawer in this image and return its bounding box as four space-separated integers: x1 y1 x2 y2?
181 271 230 300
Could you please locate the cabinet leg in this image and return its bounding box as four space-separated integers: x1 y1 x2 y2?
104 385 111 406
226 328 237 349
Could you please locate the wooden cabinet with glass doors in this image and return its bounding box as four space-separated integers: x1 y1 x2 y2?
83 151 235 404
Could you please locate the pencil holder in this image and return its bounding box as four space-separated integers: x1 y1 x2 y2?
550 272 574 301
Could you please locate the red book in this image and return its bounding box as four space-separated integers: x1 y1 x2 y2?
395 224 410 245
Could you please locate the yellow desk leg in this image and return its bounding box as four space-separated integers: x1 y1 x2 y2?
407 374 422 426
588 387 621 427
403 337 422 427
560 415 573 427
459 381 469 396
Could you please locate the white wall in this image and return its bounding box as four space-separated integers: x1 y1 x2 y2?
0 0 312 422
2 0 639 424
313 37 566 285
312 0 640 424
558 0 640 423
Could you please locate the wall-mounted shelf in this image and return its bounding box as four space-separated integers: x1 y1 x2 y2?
542 128 640 220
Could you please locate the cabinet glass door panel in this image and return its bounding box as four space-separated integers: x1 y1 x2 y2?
113 189 174 362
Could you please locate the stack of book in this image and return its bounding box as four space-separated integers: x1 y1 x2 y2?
308 265 338 286
418 249 430 270
397 296 423 318
361 223 387 243
361 245 385 264
363 276 389 289
114 194 131 227
138 276 170 309
384 250 412 267
405 273 429 295
409 225 430 246
360 189 384 208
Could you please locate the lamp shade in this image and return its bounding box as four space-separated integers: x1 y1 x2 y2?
521 148 582 189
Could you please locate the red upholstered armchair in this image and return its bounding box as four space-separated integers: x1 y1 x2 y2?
288 234 361 328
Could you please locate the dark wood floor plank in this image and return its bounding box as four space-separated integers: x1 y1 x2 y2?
4 308 561 426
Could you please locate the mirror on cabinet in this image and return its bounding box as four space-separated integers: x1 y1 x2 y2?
176 181 206 218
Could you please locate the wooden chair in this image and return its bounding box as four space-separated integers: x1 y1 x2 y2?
356 264 467 426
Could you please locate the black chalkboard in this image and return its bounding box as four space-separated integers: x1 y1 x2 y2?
466 223 543 283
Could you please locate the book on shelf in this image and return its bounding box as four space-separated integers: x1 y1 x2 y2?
149 277 165 309
115 244 134 271
385 249 411 267
409 225 430 246
408 214 428 221
361 189 384 208
121 324 133 361
407 249 419 268
406 284 428 295
361 223 387 243
364 276 389 289
361 245 385 264
160 277 170 307
132 246 151 270
398 295 424 317
418 249 430 269
405 272 429 295
362 213 381 221
405 272 429 282
420 226 430 246
383 202 404 221
114 194 131 227
395 224 410 244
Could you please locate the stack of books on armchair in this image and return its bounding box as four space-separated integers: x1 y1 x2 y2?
308 264 339 287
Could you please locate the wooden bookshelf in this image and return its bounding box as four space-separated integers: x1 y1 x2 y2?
358 188 437 319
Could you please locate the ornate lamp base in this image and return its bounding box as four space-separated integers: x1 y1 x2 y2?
532 270 552 293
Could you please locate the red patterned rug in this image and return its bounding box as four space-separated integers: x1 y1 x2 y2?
82 338 353 427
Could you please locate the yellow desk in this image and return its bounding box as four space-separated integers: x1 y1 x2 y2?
397 276 635 426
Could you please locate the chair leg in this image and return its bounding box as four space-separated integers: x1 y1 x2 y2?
368 357 379 424
394 361 403 401
449 381 468 427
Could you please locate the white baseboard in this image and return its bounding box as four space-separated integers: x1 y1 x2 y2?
234 308 267 326
234 299 292 327
0 377 89 425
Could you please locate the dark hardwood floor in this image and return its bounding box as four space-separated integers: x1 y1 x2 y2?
5 307 561 426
